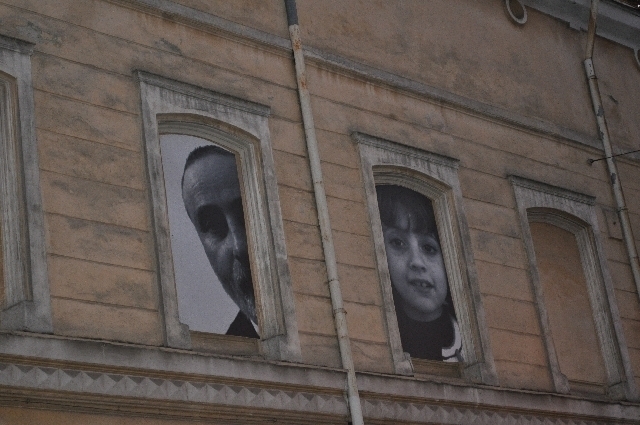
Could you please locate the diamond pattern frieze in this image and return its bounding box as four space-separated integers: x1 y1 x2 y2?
183 381 205 403
0 362 347 416
361 398 613 425
0 362 630 423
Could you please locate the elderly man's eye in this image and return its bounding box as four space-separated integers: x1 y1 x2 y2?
197 205 228 238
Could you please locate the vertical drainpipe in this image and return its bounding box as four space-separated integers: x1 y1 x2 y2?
584 0 640 300
283 1 365 424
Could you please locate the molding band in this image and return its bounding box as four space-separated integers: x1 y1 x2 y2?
509 175 597 205
136 71 271 117
352 132 460 170
0 334 639 423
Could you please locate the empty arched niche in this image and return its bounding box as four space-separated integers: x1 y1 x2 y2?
528 209 609 394
511 176 637 399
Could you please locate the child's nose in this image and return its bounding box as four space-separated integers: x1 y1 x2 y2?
409 244 427 270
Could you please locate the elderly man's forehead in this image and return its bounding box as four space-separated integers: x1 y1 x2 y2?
189 149 234 168
181 151 242 211
184 151 236 179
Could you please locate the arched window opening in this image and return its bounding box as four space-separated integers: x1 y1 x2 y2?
511 175 638 400
139 72 301 361
375 184 462 363
160 133 259 344
529 217 608 394
356 132 497 384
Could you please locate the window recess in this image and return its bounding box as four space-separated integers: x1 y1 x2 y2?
511 175 638 400
0 35 52 333
138 71 301 362
355 132 496 384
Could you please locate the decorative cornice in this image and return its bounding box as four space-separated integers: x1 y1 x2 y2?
357 371 640 423
353 132 460 170
0 360 348 421
135 71 271 117
361 396 634 424
0 333 344 391
523 0 640 51
509 175 597 205
0 334 639 423
1 359 638 424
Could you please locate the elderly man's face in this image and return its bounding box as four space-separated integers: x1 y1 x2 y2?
182 152 256 324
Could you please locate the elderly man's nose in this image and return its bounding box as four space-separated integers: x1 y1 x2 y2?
228 219 247 256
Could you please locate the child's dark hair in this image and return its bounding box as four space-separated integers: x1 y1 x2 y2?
375 184 439 240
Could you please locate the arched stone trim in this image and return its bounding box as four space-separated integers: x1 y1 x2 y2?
137 71 301 362
355 132 497 385
510 175 638 400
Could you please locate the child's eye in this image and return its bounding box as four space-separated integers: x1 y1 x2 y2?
422 243 439 255
389 238 405 249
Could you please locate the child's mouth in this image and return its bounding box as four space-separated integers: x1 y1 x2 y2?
409 279 433 289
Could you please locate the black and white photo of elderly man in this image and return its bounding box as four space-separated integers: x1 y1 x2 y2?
180 144 259 338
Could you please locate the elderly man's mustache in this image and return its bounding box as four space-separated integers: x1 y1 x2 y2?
220 257 257 324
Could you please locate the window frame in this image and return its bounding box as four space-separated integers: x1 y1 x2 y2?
137 71 301 362
510 175 638 399
355 132 497 384
0 35 52 332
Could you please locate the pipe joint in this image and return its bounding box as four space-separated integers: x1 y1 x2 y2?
333 308 347 317
584 58 596 78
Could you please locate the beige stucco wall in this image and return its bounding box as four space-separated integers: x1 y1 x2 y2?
170 1 640 153
0 0 639 419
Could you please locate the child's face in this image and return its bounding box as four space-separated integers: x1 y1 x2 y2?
383 208 448 322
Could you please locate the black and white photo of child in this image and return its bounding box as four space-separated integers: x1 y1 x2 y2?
376 185 462 362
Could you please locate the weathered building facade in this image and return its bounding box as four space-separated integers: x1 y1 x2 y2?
0 0 639 423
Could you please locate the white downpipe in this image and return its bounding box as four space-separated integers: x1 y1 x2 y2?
584 0 640 301
283 1 365 424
